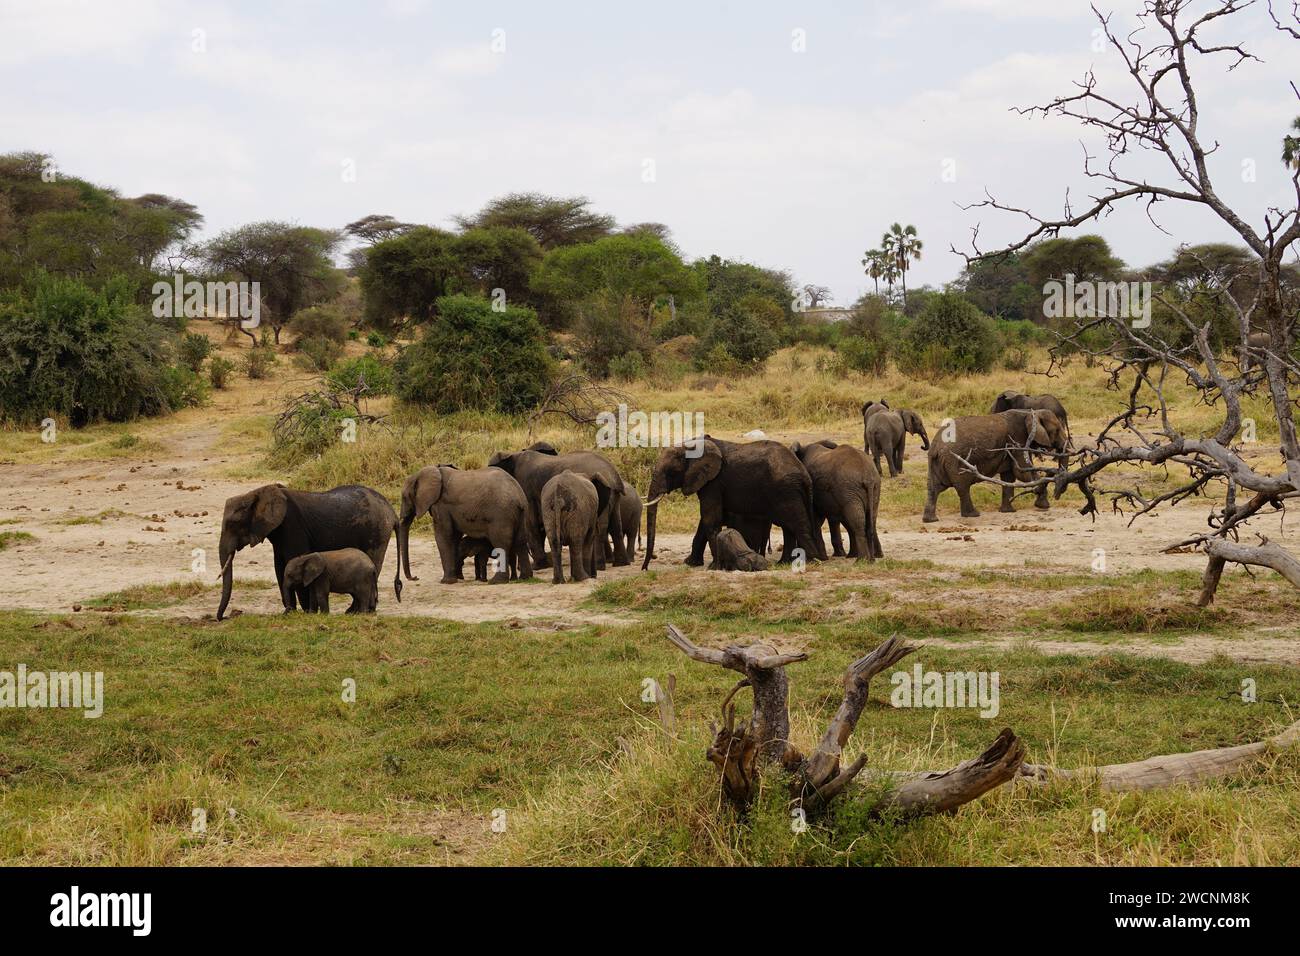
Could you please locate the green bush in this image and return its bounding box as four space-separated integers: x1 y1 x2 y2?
835 335 889 375
572 294 650 378
159 364 209 409
208 356 235 389
698 308 779 369
366 331 388 349
0 272 199 425
394 294 553 414
289 304 349 348
607 350 648 381
328 354 394 396
295 337 343 372
897 292 999 376
178 332 212 372
244 347 277 380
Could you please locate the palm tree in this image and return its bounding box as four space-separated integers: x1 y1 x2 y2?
883 223 923 309
1284 116 1300 170
861 248 886 296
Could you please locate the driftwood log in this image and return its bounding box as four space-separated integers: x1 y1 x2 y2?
665 624 1025 817
665 624 1300 819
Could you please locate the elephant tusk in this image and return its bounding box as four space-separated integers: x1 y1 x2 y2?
215 552 234 580
644 495 663 507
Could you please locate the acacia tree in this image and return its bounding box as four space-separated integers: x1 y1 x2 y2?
956 0 1300 606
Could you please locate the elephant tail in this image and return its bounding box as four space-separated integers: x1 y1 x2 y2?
392 518 403 602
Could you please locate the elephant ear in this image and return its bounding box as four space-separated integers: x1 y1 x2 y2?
682 440 722 496
528 441 559 455
791 441 804 458
590 474 614 518
300 553 327 586
413 467 445 515
250 485 287 544
488 451 511 469
817 438 838 449
1025 410 1048 448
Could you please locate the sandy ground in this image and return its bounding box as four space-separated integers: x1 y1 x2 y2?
2 391 1298 669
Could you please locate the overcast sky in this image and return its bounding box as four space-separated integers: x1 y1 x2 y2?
2 0 1296 302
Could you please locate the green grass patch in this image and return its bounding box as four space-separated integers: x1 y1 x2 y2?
0 531 35 550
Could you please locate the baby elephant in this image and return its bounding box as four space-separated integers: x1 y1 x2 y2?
541 471 613 583
708 528 771 572
283 548 379 614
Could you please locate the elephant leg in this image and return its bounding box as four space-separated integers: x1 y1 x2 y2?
435 524 461 584
274 551 292 611
923 466 942 522
488 530 511 584
827 519 846 557
516 529 534 581
569 531 587 582
958 479 982 518
842 500 868 558
893 438 905 476
608 498 628 567
315 584 330 615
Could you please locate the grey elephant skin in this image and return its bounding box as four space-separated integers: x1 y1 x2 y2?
284 548 379 614
792 439 884 559
923 409 1068 521
860 399 891 452
643 436 827 569
707 528 770 572
605 480 642 560
217 484 398 620
489 444 628 568
865 408 929 477
541 471 612 583
989 391 1071 440
399 465 533 584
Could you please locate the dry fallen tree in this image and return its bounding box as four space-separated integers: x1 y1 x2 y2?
665 624 1300 819
952 0 1300 607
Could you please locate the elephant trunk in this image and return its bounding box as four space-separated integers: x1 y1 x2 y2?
398 509 418 581
216 530 236 621
641 501 657 571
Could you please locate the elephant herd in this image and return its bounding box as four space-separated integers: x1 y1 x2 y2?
213 390 1070 618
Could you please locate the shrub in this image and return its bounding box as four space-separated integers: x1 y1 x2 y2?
0 272 196 425
366 331 388 349
394 294 553 414
244 347 277 380
328 354 394 396
208 356 235 389
698 308 779 369
694 342 748 378
607 350 647 382
289 304 349 348
178 332 212 372
159 364 209 409
835 335 889 375
572 294 650 378
897 292 999 376
295 337 343 372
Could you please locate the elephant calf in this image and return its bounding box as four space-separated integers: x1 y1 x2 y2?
541 472 613 583
865 408 929 477
605 480 643 561
990 390 1070 442
284 548 379 614
707 528 770 572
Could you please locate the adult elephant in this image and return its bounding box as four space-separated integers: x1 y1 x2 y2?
791 440 883 559
216 484 398 620
488 443 628 567
865 408 929 477
398 465 533 584
642 436 827 569
989 391 1071 443
923 409 1067 522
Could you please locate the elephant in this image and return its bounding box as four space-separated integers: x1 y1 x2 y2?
642 436 827 569
605 480 642 561
707 528 770 572
1241 331 1274 372
923 409 1068 522
865 408 929 477
217 484 398 621
989 391 1071 443
458 536 500 581
541 471 613 583
398 465 533 585
283 548 379 614
861 399 891 452
791 439 883 559
489 444 628 568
